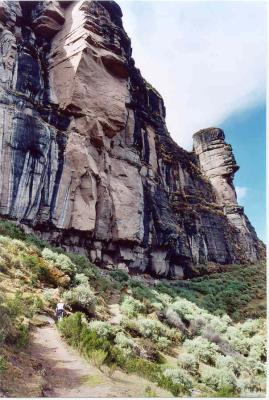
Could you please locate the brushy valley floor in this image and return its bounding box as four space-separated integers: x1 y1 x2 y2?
0 220 266 397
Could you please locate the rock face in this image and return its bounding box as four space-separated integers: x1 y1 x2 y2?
0 0 265 278
193 128 264 263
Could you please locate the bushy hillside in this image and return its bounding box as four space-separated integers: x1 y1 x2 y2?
0 220 266 397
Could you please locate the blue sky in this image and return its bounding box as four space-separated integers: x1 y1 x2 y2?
119 0 266 242
221 104 266 242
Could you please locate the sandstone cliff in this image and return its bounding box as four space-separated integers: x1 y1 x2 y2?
0 0 265 278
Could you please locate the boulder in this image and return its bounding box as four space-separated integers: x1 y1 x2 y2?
47 266 70 288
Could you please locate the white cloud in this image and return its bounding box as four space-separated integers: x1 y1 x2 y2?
235 186 248 202
118 1 266 150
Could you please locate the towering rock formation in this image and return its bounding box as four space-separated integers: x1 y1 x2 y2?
193 128 263 263
0 0 265 278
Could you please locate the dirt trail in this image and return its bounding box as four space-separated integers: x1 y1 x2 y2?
108 292 122 325
30 319 171 398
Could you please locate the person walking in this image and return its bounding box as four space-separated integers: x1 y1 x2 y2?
55 300 65 321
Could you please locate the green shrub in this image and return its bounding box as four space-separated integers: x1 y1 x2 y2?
170 297 204 322
114 332 136 356
120 295 145 317
41 248 59 263
29 272 38 287
58 313 113 366
244 357 266 376
0 356 7 373
8 239 28 254
43 288 57 305
236 375 265 395
56 254 76 275
0 255 8 273
154 263 266 320
165 307 186 332
106 363 117 378
0 220 25 240
200 367 236 393
96 276 111 294
74 273 89 285
120 358 184 397
6 292 24 320
224 326 250 355
42 248 76 276
156 336 171 350
160 368 193 396
138 338 163 363
24 295 44 318
183 337 219 365
58 312 84 346
102 343 125 368
24 234 49 250
110 269 129 283
0 329 6 346
21 254 39 270
248 334 266 361
20 254 48 279
123 357 162 382
155 282 178 299
0 246 13 270
177 353 199 376
0 297 12 341
0 235 10 246
206 314 231 334
68 253 98 279
16 323 29 349
152 291 173 306
214 354 240 375
122 316 179 345
79 327 111 359
89 349 107 370
129 280 156 303
214 387 236 397
150 302 163 311
239 319 263 337
88 320 115 339
63 283 96 313
189 318 206 337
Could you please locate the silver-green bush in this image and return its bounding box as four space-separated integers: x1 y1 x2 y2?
183 337 219 365
200 367 236 392
120 295 145 317
177 353 199 375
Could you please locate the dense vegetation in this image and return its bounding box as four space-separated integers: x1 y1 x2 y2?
155 263 266 321
0 220 266 397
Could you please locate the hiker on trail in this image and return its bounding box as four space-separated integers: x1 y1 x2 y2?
55 300 65 320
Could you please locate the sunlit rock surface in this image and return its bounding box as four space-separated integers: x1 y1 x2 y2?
0 0 265 278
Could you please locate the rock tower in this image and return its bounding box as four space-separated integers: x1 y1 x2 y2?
0 1 265 278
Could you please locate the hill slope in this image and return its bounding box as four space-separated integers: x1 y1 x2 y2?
0 221 266 397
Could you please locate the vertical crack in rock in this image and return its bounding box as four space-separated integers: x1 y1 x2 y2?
0 0 265 278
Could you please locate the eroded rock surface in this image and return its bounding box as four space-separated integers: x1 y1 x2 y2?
193 128 263 263
0 0 265 278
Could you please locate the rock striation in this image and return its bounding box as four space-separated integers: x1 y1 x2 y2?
193 128 264 263
0 0 265 278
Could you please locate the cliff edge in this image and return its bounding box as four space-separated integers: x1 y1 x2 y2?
0 0 265 278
